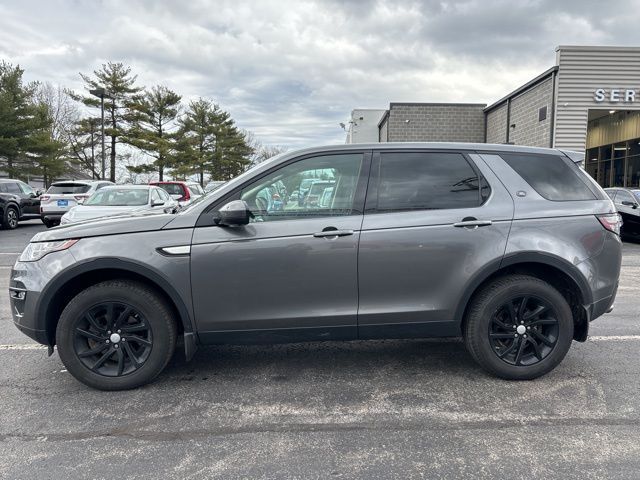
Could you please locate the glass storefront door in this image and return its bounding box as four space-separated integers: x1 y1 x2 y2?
613 143 627 187
627 141 640 188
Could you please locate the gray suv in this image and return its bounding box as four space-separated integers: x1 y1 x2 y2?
10 143 622 390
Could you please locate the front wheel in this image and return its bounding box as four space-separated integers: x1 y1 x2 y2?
2 206 19 229
464 275 573 380
56 280 177 390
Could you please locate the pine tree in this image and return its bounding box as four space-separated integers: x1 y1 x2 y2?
0 61 63 182
125 85 181 181
175 98 253 184
70 62 142 181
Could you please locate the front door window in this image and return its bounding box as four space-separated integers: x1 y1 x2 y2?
240 153 363 222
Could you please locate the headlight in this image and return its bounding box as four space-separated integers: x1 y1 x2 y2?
19 239 79 262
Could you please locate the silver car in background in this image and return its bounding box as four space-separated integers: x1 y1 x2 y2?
60 185 178 225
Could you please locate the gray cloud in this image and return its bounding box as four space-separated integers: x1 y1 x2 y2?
1 0 639 147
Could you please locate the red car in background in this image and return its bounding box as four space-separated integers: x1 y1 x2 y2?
149 181 205 206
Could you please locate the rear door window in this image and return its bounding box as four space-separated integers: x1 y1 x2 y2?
5 182 22 194
374 152 488 212
500 153 597 201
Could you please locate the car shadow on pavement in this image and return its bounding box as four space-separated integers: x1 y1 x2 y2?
160 338 480 383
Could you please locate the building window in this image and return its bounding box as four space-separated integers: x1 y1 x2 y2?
538 106 547 122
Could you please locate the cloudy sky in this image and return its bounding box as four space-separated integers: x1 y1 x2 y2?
1 0 639 148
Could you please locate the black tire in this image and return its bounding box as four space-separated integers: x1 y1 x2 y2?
2 206 19 229
464 275 573 380
42 218 53 228
56 280 177 390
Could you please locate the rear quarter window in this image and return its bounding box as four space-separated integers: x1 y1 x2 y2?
499 153 597 201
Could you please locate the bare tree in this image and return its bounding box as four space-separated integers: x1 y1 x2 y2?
243 130 288 168
115 151 159 184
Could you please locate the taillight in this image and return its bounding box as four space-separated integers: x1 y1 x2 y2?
597 213 622 235
74 195 89 204
40 195 50 202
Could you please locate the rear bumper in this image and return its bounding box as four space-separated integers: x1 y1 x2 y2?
41 213 64 222
580 232 622 323
588 280 618 321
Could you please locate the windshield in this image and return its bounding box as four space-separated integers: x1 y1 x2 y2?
48 183 91 194
85 188 149 206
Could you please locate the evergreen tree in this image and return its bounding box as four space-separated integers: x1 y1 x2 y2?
0 61 63 182
70 62 142 182
125 85 181 181
176 98 253 184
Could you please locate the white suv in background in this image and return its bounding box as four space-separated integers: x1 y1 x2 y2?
40 180 113 227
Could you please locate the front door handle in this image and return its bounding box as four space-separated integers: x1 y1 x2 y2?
453 219 493 228
313 229 354 238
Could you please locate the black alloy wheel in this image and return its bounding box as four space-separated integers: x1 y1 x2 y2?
73 302 153 377
488 295 559 366
464 275 573 380
57 280 176 390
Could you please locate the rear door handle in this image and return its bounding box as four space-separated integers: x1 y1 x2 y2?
313 229 354 238
453 219 493 228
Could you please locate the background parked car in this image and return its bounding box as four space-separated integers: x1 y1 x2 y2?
40 180 113 228
0 178 42 229
304 180 335 208
605 187 640 240
150 181 204 206
205 180 226 193
60 185 178 225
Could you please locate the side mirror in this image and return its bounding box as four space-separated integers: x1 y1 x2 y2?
215 200 252 226
29 192 37 198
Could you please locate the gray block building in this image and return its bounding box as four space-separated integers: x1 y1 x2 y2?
347 45 640 188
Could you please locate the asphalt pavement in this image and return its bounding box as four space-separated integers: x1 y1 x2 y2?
1 220 639 479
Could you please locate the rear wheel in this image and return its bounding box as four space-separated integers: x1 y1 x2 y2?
2 206 19 229
56 280 177 390
464 275 573 380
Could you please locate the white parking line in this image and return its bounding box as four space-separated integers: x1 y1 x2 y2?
589 335 640 341
0 344 47 350
0 252 20 255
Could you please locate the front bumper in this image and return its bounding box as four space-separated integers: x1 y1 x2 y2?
9 250 77 346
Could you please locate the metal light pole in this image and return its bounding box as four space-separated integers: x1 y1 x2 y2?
89 88 113 180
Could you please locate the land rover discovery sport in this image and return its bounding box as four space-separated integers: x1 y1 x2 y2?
10 143 621 390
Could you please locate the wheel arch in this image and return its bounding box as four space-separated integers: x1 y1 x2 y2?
37 258 197 358
2 200 20 218
457 252 592 342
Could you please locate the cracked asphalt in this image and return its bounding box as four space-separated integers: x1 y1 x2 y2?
1 220 639 479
